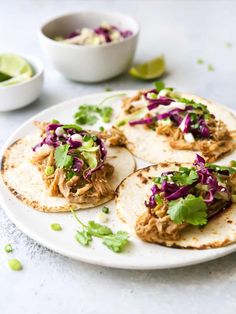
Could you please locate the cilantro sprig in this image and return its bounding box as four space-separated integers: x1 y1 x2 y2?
74 104 113 125
71 208 129 253
74 93 126 126
167 194 207 226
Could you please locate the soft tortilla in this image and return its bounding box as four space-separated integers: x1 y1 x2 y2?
119 93 236 163
1 132 135 212
116 163 236 249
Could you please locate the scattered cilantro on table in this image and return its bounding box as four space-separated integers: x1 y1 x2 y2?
197 58 204 64
207 64 215 72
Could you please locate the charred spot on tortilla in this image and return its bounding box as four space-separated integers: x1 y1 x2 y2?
117 89 236 164
116 155 236 249
1 122 135 212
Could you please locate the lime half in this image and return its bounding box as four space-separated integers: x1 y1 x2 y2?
129 55 165 80
0 54 33 87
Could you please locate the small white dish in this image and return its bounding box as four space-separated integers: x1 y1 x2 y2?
1 91 236 270
0 55 44 112
39 11 139 82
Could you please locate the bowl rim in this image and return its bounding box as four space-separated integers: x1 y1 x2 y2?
39 10 140 49
0 53 44 90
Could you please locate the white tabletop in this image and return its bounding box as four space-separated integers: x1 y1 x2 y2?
1 1 236 313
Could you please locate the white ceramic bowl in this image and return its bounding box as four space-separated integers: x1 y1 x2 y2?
39 11 139 82
0 55 44 112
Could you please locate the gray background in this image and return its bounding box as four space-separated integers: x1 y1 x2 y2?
1 0 236 313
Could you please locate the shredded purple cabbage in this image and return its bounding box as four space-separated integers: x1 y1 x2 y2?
129 88 211 140
121 30 133 38
145 154 230 209
157 108 185 125
182 113 191 133
65 31 80 39
64 24 132 43
67 137 82 148
94 27 111 42
129 117 154 126
198 118 210 138
147 97 173 111
33 123 107 178
73 157 84 173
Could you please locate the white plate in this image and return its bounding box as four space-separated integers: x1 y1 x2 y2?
1 90 236 270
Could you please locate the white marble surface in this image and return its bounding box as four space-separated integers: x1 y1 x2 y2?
1 0 236 313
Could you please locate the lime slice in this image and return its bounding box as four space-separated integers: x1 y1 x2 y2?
0 73 31 87
0 54 33 87
0 72 11 82
129 55 165 80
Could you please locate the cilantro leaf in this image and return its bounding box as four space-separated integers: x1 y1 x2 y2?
154 81 165 92
75 230 92 246
102 231 129 253
87 221 112 237
66 170 76 180
167 194 207 226
101 107 113 123
62 124 82 132
75 112 98 125
178 98 209 114
74 103 113 126
55 144 73 169
206 163 236 174
172 169 198 186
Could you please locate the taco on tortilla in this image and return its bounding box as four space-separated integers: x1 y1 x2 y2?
1 121 135 212
117 85 236 163
116 154 236 248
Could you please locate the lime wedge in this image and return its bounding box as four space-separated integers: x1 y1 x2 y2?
0 54 33 87
129 55 165 80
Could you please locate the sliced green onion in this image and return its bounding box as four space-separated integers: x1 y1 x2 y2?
102 206 109 214
4 244 13 253
44 166 55 176
8 259 22 271
51 223 62 231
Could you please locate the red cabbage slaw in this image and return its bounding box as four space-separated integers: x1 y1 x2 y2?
145 154 231 209
60 23 133 44
128 88 211 139
33 123 107 179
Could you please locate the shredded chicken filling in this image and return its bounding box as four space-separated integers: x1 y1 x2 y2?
121 92 236 162
135 175 235 244
135 193 187 242
31 124 115 205
97 126 127 146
